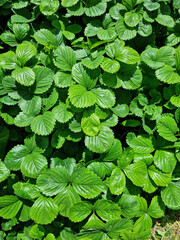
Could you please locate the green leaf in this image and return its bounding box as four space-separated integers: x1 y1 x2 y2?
141 46 175 70
55 71 75 88
157 115 178 142
173 0 180 8
97 27 116 40
175 45 180 70
84 1 107 17
81 112 100 136
54 46 76 71
118 64 142 90
0 32 17 47
29 225 45 240
18 95 41 116
138 20 152 37
68 201 93 222
33 66 54 94
124 161 148 187
83 213 105 230
109 168 126 195
111 104 129 118
156 65 180 84
134 213 152 233
16 42 37 65
21 152 48 178
30 196 59 224
34 29 58 46
154 150 177 173
14 112 35 127
126 133 154 154
62 0 79 7
156 14 175 28
0 161 10 183
68 84 96 108
12 67 35 86
94 199 121 221
54 186 81 217
52 102 74 123
148 165 171 187
144 1 160 11
0 51 19 70
116 17 137 40
67 2 84 16
72 168 105 199
161 182 180 210
118 194 139 218
170 95 180 107
101 57 120 73
13 182 40 200
31 111 56 136
0 195 22 219
82 54 104 70
122 0 137 9
4 145 30 170
105 218 133 238
85 126 114 153
124 12 141 27
37 166 70 196
13 23 30 41
104 139 122 161
91 88 116 108
72 63 98 89
40 0 59 15
148 196 165 218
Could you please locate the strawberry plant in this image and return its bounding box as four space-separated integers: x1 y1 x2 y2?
0 0 180 239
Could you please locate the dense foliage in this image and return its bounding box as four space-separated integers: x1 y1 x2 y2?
0 0 180 239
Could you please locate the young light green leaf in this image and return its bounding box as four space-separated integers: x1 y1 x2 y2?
40 0 59 15
81 113 100 136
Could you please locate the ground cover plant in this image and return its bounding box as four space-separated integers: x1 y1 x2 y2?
0 0 180 239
